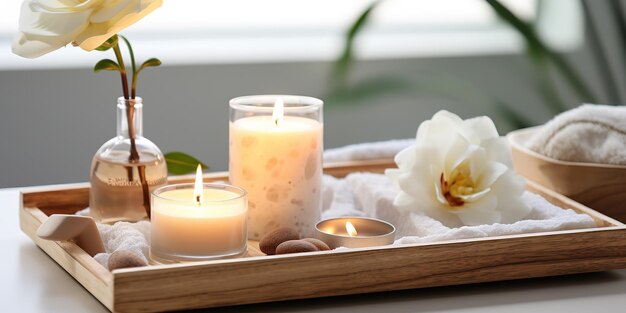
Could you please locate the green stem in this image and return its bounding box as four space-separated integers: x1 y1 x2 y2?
112 44 130 100
120 36 138 99
112 39 150 217
112 43 139 163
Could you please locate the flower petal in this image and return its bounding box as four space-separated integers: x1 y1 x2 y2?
417 111 464 149
76 0 162 51
17 1 91 37
393 191 416 207
476 162 509 191
463 115 499 142
482 137 514 167
394 146 416 171
33 0 102 13
443 133 471 177
12 33 66 58
397 170 430 199
491 170 526 198
491 171 531 222
467 147 487 183
499 197 531 224
456 193 501 225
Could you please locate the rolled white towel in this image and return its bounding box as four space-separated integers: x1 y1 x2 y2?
527 104 626 165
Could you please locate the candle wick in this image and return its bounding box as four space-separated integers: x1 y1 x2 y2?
195 195 201 205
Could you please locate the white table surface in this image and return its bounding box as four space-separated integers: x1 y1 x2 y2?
2 189 626 313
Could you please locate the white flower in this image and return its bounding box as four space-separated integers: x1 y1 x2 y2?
385 110 530 226
12 0 162 58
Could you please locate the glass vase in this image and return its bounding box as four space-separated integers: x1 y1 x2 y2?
89 97 168 223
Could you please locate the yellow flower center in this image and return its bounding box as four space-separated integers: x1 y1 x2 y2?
440 162 476 210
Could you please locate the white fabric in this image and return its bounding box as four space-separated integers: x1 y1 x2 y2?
322 173 595 246
323 139 413 163
527 104 626 165
77 207 151 270
80 139 596 266
92 221 151 269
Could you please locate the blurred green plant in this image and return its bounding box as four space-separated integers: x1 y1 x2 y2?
329 0 621 129
484 0 600 114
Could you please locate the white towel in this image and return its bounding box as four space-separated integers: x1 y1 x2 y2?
92 221 151 268
324 139 413 163
325 173 596 245
81 139 597 265
76 208 151 269
527 104 626 165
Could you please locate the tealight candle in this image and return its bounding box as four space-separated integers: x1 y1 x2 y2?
229 95 323 240
150 166 248 263
315 217 396 249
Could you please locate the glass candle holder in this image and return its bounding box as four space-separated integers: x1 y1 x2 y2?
150 183 248 263
229 95 323 240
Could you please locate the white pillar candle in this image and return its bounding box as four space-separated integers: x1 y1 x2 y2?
150 166 248 262
229 95 323 240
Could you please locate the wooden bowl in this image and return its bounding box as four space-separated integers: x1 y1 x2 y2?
507 126 626 222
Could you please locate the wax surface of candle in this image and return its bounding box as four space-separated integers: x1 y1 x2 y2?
151 188 247 258
230 115 322 239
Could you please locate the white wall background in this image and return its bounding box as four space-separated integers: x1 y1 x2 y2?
0 0 620 188
0 52 604 188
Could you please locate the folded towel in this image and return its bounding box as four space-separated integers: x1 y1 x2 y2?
326 173 596 245
76 208 151 269
92 221 151 269
527 104 626 165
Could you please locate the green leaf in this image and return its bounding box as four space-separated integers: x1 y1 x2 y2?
138 58 162 73
93 59 120 72
484 0 597 103
330 1 380 94
164 151 209 175
119 35 139 98
119 35 137 74
95 35 119 51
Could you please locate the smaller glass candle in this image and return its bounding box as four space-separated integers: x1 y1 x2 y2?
315 217 395 249
150 167 247 263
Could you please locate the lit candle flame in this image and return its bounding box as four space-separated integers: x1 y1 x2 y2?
272 97 284 127
194 164 204 205
346 221 358 237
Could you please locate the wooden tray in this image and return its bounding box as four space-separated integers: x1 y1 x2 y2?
19 160 626 313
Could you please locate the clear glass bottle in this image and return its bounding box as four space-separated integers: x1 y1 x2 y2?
90 97 168 223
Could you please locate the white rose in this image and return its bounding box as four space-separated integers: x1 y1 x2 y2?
12 0 162 58
385 110 531 226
